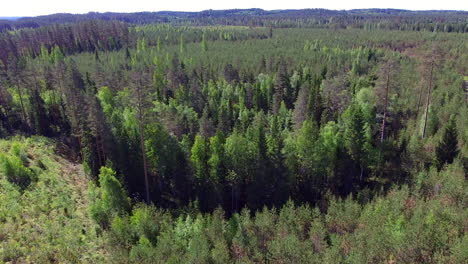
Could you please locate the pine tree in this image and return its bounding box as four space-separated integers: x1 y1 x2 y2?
130 40 154 203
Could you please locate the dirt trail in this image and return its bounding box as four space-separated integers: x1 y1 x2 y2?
58 159 91 219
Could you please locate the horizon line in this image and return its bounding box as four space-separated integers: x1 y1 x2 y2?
2 7 468 19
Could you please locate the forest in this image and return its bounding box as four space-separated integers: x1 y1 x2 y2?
0 8 467 263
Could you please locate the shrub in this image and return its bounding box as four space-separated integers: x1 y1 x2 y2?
326 196 362 234
130 204 161 244
9 141 29 164
129 236 156 263
109 215 136 249
89 166 130 229
0 153 34 191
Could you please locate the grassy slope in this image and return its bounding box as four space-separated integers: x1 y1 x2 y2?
0 137 106 263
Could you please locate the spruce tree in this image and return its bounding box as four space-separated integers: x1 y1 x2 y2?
344 102 368 182
435 116 459 170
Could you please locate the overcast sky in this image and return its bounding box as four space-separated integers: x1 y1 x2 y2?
2 0 467 17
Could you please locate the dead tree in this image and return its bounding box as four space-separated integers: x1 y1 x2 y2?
376 59 399 142
421 46 442 138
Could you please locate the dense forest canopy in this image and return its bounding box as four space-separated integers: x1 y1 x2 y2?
0 8 467 263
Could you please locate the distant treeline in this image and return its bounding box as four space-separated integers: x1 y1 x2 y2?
1 8 467 33
0 21 272 69
0 21 130 68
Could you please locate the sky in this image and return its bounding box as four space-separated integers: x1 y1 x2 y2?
1 0 467 17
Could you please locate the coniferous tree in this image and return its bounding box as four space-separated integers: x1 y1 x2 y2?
435 116 459 170
272 60 289 113
7 56 28 129
223 64 239 84
292 83 309 130
130 37 153 203
343 102 368 183
25 57 51 136
295 120 321 202
199 107 215 138
29 88 50 136
246 111 270 209
308 75 324 125
191 134 212 211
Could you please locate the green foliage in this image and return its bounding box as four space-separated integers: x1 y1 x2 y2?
208 132 225 183
0 142 35 190
190 134 209 181
89 166 130 229
51 45 64 64
224 130 256 181
1 137 466 263
1 13 467 263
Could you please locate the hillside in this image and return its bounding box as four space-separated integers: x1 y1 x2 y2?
0 137 106 263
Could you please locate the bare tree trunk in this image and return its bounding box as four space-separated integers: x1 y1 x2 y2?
231 186 234 213
422 62 434 138
359 164 363 183
95 134 103 167
416 83 424 115
380 69 390 142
